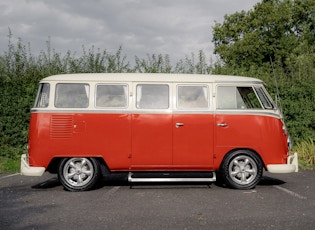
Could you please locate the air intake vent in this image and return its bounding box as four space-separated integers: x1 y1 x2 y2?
50 115 73 138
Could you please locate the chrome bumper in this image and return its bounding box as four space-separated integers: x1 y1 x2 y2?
20 154 45 176
267 152 298 173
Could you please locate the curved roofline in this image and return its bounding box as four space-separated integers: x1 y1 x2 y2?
40 73 263 84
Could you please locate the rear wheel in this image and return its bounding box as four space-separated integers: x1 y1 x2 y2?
220 150 263 189
58 157 100 191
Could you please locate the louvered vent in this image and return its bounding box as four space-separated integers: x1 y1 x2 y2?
50 115 73 138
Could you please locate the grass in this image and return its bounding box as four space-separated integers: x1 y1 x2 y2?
0 157 20 174
293 138 315 170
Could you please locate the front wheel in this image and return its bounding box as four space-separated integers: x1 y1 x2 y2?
220 150 263 189
58 157 100 191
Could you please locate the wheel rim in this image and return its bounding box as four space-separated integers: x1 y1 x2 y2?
62 158 94 187
228 155 257 185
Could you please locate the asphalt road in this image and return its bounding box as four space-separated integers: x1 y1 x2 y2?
0 170 314 230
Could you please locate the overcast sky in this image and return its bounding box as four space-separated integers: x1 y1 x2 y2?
0 0 261 64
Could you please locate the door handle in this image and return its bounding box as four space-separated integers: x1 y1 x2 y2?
217 123 228 127
175 123 184 128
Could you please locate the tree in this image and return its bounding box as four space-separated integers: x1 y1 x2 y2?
212 0 315 68
134 54 172 73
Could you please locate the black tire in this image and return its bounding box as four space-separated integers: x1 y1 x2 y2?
220 150 263 189
58 157 100 192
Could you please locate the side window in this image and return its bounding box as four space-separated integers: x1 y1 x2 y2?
96 84 128 108
55 83 89 108
217 86 262 109
177 85 209 109
34 83 50 108
136 84 169 109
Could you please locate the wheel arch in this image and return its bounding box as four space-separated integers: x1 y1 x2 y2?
219 148 266 170
46 156 110 175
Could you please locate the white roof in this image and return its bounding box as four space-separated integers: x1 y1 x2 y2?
41 73 263 84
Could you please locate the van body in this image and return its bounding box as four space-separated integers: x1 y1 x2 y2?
21 73 298 191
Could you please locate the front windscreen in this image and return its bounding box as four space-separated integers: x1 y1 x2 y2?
254 87 274 109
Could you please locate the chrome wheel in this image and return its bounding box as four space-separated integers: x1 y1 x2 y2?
58 158 100 191
220 150 263 189
228 155 257 185
63 158 94 187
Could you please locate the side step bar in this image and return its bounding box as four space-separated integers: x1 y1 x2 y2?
128 172 216 183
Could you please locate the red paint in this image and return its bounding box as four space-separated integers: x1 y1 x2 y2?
28 111 289 172
214 114 288 168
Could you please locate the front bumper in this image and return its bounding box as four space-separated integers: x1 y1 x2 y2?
20 154 45 176
267 152 298 173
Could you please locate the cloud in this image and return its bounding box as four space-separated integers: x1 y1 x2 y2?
0 0 261 64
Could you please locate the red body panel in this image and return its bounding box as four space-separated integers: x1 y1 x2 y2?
214 114 288 169
28 113 132 170
131 114 173 168
28 111 289 172
173 114 214 169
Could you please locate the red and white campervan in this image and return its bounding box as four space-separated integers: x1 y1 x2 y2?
21 73 298 191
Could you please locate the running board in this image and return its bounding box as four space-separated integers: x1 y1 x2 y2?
128 172 216 183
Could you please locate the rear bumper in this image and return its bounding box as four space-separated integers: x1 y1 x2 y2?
20 154 46 176
267 152 298 173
